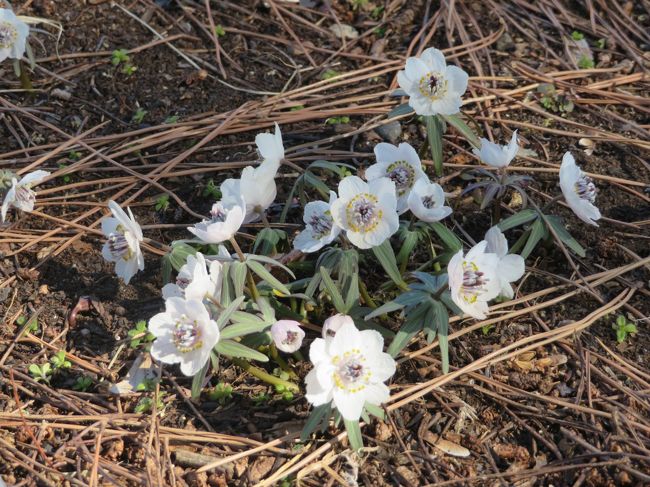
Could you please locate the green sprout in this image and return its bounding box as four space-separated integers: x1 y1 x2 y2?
571 31 585 41
135 379 157 392
207 383 233 404
68 150 81 161
17 315 39 335
50 350 72 370
121 64 137 76
57 163 71 184
73 376 93 392
374 26 386 37
155 194 170 212
214 24 226 37
289 105 304 112
111 49 129 66
371 6 385 19
28 363 52 382
202 179 221 200
578 55 595 69
325 116 350 125
165 115 180 124
134 393 165 414
612 315 637 344
127 320 154 349
132 108 147 124
321 69 340 81
252 393 270 405
481 323 495 335
595 38 606 49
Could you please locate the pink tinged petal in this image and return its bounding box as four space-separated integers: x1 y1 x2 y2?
333 388 366 421
420 48 447 72
330 322 362 354
322 314 354 339
19 170 50 187
271 320 305 353
150 337 182 365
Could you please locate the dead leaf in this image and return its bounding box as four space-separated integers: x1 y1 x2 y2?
493 443 530 463
424 432 471 457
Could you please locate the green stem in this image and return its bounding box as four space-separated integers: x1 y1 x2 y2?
232 358 299 392
430 242 442 273
269 343 298 379
425 115 444 177
359 281 378 309
230 237 261 300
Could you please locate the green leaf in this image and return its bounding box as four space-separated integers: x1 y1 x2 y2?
440 113 481 148
396 229 420 268
168 242 198 271
616 315 626 327
246 254 295 278
626 324 637 334
364 402 385 421
616 329 626 343
220 314 270 339
372 240 408 290
191 360 210 400
28 364 42 377
214 296 245 330
429 222 462 252
304 171 331 199
301 403 332 441
387 305 427 357
253 228 286 256
319 267 346 313
545 215 586 258
425 115 444 176
433 301 449 374
388 103 414 118
498 208 539 232
229 261 248 298
246 260 291 296
521 218 547 259
215 339 269 362
364 300 404 321
161 254 173 284
344 419 364 451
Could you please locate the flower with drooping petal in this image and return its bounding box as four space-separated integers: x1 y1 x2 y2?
484 226 525 299
448 241 500 319
271 320 305 353
559 152 601 226
149 297 219 376
330 176 399 249
0 8 29 63
397 47 469 116
1 170 50 222
188 194 246 243
305 321 396 421
321 313 354 339
101 200 144 285
255 122 284 169
473 130 519 169
162 252 224 302
365 142 428 214
407 179 452 222
294 191 341 253
221 160 278 223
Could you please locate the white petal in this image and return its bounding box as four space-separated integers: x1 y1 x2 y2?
404 57 429 82
420 48 447 72
373 143 401 164
445 65 469 96
330 322 362 353
333 389 366 421
430 95 463 116
362 383 391 407
305 369 332 406
309 337 329 364
484 226 508 257
499 254 525 283
338 176 368 200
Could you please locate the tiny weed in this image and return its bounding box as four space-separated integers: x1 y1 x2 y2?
595 38 606 49
613 315 637 344
571 31 584 41
578 55 595 69
68 150 81 161
127 320 154 349
214 24 226 37
135 393 165 414
202 179 221 200
165 115 180 124
111 49 129 66
51 350 72 370
207 382 233 404
29 363 52 382
132 108 147 124
57 163 71 184
321 69 339 81
73 376 93 392
155 194 170 212
325 116 350 125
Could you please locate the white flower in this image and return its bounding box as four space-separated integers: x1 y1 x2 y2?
448 241 500 319
101 200 144 285
162 252 223 302
330 176 399 250
256 122 284 169
221 159 278 223
294 191 341 253
365 142 428 214
559 152 601 226
188 194 245 243
305 321 396 421
397 47 469 116
407 179 452 222
321 313 354 339
271 320 305 353
0 8 29 63
484 226 525 299
473 130 518 169
149 297 219 376
1 170 50 222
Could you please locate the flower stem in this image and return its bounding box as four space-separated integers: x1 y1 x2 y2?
260 212 272 229
425 115 444 177
430 241 442 273
269 343 298 379
230 237 261 300
359 281 378 309
232 358 299 392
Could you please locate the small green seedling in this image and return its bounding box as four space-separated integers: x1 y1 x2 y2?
122 64 137 76
57 163 71 184
571 31 584 41
371 6 385 19
127 320 154 349
208 382 233 404
51 350 72 370
578 55 595 69
165 115 179 124
73 376 93 392
135 379 157 392
325 116 350 125
68 150 81 161
202 179 221 200
214 24 226 37
135 393 165 414
613 315 637 344
111 49 129 66
132 108 147 124
252 393 270 405
155 194 170 212
595 38 606 49
481 323 495 335
17 315 39 335
29 363 52 382
289 105 304 112
274 383 294 402
350 0 368 10
321 69 340 81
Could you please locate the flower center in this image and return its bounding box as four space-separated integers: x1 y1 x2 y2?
346 193 382 233
107 231 132 260
461 261 488 303
332 349 370 393
14 185 35 206
386 161 415 195
421 195 437 209
308 212 333 239
418 72 447 100
176 276 191 290
210 204 227 223
574 175 596 204
0 22 17 49
173 316 203 353
283 330 298 346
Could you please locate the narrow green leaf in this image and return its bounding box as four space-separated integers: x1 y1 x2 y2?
191 360 210 400
429 222 462 252
214 296 245 330
434 301 449 374
388 103 414 118
372 240 408 289
521 218 547 259
387 307 426 357
246 260 291 296
344 419 364 451
230 262 247 298
169 242 198 271
220 320 270 339
425 115 444 176
364 300 404 321
320 267 346 313
161 254 173 284
215 339 269 362
440 113 481 148
498 208 539 232
364 402 385 421
396 230 420 268
303 171 331 198
545 215 586 258
301 403 332 441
